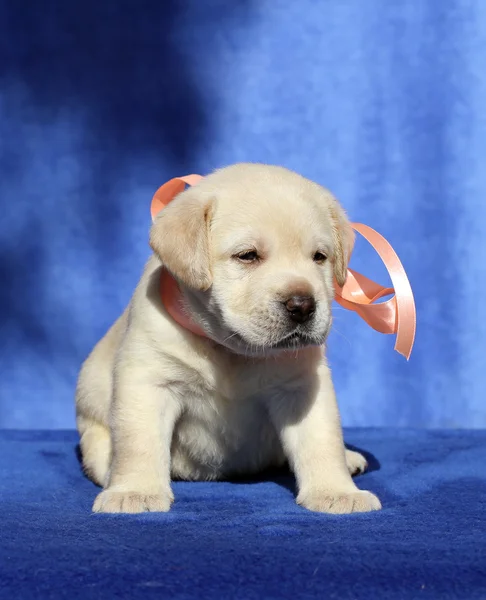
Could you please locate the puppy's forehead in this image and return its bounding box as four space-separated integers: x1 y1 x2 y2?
210 177 334 245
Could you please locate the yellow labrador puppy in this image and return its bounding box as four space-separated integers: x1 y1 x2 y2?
76 163 381 514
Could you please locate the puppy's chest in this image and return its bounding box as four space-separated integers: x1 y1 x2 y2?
180 359 269 420
178 353 276 409
173 357 283 464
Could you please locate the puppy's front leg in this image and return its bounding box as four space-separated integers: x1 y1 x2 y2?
268 363 381 514
93 369 181 514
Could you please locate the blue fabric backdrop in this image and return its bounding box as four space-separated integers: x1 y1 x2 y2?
1 0 485 429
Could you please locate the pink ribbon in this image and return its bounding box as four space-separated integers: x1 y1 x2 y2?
334 224 416 359
151 176 416 360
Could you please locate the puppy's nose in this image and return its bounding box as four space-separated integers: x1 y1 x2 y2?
284 296 316 324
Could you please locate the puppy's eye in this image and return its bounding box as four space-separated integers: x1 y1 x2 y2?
236 250 259 263
313 251 327 264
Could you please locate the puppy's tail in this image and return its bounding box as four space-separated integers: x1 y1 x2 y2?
78 418 112 488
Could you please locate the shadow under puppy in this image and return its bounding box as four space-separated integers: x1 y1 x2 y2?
76 163 381 514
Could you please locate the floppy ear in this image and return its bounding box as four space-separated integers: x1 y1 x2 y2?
329 200 354 288
149 189 213 291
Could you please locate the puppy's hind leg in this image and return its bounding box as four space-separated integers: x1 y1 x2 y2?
345 448 368 476
76 313 128 487
78 417 112 488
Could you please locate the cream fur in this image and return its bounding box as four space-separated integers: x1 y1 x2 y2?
76 163 380 514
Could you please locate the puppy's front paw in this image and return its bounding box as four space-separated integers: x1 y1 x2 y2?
92 490 174 514
345 449 368 476
297 489 381 514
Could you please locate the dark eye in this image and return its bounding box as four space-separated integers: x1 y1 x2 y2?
313 251 327 264
236 250 259 263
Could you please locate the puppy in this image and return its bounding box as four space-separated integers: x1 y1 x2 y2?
76 163 381 514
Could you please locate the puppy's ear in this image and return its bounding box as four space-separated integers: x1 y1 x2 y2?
150 189 213 291
329 200 354 288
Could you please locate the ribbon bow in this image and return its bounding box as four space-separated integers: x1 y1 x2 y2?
151 175 416 360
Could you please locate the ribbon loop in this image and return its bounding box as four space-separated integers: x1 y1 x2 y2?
335 224 416 360
150 175 203 222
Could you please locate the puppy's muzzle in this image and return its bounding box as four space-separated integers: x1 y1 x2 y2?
283 295 316 324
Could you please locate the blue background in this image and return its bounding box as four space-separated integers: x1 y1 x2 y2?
1 0 485 429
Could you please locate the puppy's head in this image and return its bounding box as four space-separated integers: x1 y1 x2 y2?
150 164 353 356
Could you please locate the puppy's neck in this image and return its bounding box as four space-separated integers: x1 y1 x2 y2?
159 268 208 338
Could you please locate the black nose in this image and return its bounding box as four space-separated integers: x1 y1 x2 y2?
284 296 316 323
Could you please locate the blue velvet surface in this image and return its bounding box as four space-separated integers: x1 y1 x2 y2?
1 428 485 599
2 1 486 429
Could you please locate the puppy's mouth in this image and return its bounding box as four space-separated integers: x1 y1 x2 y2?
217 327 322 355
270 329 319 350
